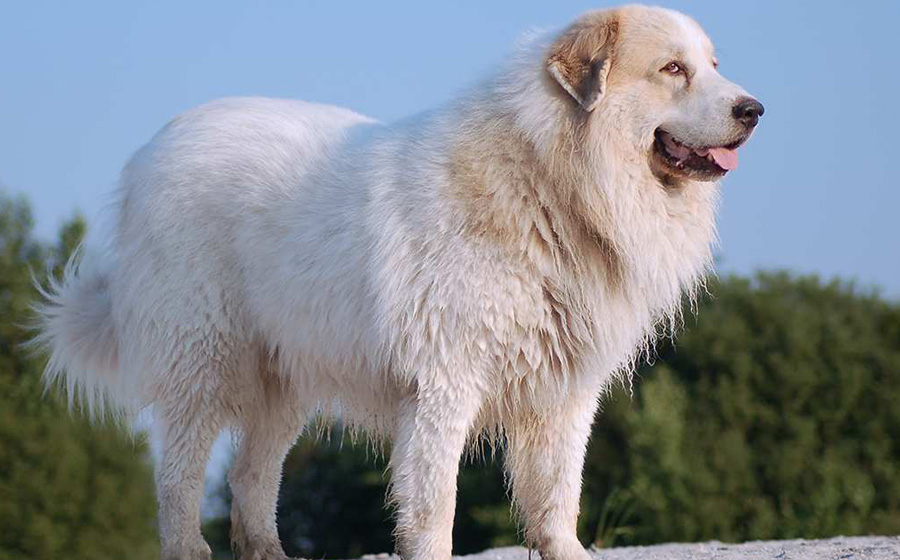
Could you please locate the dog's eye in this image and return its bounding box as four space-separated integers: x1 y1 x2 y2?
661 61 684 75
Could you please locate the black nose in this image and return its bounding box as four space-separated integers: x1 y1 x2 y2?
732 97 764 129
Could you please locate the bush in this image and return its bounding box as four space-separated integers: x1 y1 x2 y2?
581 273 900 544
0 194 159 560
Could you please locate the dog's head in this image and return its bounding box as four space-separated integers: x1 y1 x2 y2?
546 5 763 187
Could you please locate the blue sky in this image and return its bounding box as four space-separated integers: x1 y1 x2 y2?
2 1 898 296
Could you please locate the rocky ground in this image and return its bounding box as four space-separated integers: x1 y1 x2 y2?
355 536 900 560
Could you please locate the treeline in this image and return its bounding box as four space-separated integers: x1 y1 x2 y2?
0 193 158 560
2 192 898 560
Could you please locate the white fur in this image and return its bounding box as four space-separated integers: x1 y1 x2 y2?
34 6 760 560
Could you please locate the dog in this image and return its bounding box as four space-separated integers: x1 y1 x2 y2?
34 5 762 560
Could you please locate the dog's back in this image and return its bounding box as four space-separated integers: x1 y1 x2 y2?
38 97 376 417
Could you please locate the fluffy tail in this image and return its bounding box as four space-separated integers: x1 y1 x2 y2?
31 248 123 419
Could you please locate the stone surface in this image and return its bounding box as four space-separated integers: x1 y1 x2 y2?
353 536 900 560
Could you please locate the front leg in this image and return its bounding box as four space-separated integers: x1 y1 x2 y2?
505 385 601 560
389 377 485 560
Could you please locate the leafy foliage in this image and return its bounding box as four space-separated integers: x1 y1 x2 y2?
277 435 395 558
581 273 900 544
0 193 158 560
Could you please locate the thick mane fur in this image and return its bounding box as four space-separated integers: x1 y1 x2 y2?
437 36 719 398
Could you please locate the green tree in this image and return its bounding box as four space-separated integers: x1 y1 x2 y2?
581 273 900 544
0 192 159 560
276 434 394 558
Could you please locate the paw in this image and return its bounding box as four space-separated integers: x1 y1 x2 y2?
237 551 292 560
538 537 593 560
161 542 212 560
234 540 293 560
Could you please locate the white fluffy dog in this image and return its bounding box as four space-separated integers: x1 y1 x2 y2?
35 5 762 560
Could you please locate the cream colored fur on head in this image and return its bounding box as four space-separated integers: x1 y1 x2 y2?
33 5 761 560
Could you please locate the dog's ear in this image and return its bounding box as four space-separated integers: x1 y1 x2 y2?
547 13 619 112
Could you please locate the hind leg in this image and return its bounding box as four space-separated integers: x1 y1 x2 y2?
228 380 305 560
154 395 225 560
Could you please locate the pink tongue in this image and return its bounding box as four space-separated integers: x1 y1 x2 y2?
707 147 739 170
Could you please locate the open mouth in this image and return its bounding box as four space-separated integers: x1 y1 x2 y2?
651 129 743 182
